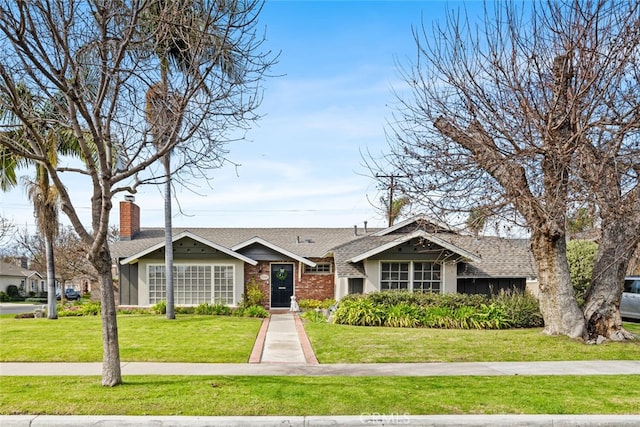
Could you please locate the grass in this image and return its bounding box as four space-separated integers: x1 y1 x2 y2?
1 314 638 363
0 315 638 416
303 321 640 363
1 375 639 415
0 315 262 362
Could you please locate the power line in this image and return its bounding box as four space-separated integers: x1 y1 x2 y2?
376 174 408 227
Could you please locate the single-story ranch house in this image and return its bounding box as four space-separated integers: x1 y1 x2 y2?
0 259 45 296
111 197 538 308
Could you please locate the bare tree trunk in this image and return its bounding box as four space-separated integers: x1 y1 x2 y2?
530 232 585 338
45 236 57 319
94 243 122 387
583 219 638 341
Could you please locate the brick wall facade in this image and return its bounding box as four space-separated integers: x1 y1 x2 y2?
244 261 272 308
295 257 335 302
243 258 335 308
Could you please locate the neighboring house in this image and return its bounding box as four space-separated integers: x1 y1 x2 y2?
111 197 538 308
0 260 45 296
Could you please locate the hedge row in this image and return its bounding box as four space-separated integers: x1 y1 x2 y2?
332 290 543 329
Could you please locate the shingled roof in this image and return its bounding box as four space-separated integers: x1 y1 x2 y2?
447 235 536 278
0 261 42 279
111 227 374 261
110 217 537 280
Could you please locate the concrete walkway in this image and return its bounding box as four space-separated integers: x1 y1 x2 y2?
3 414 640 427
259 312 307 363
2 360 640 376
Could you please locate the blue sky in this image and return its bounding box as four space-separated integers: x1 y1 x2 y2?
1 1 472 233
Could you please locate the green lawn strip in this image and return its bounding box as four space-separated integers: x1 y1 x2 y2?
304 322 640 363
0 315 261 362
0 375 638 416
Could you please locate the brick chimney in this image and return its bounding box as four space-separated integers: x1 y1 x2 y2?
119 195 140 240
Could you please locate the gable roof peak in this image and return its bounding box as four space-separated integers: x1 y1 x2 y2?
373 215 456 237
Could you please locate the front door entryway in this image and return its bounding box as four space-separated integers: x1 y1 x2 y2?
271 263 294 308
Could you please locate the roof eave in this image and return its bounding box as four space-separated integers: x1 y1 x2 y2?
120 231 257 266
231 237 316 267
350 231 482 264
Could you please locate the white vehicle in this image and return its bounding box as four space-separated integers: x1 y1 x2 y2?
621 276 640 320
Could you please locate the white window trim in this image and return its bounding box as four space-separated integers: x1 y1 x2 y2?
147 263 236 306
304 262 332 275
379 260 443 293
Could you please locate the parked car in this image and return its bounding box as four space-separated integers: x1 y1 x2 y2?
621 276 640 320
56 288 82 301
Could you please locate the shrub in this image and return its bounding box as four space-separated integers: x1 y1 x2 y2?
299 299 323 310
195 302 232 316
175 306 195 315
451 306 481 329
422 306 455 328
491 289 543 328
79 301 101 316
300 309 327 323
475 303 510 329
384 303 421 328
299 298 336 310
58 301 101 317
243 305 269 318
333 290 541 329
333 297 385 326
119 307 154 315
435 293 489 310
320 298 336 309
367 291 419 307
242 279 265 308
6 285 20 299
152 300 166 314
0 291 10 302
567 240 598 306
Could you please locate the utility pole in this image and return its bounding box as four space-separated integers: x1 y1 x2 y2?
376 174 408 227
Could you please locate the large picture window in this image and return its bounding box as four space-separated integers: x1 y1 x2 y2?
148 264 234 305
380 261 441 293
380 262 409 290
413 262 441 293
213 265 234 304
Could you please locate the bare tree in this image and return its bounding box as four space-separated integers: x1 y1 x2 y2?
24 226 97 291
0 215 15 250
0 0 274 385
382 1 639 339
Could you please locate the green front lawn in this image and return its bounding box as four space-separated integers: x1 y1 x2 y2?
0 315 262 363
1 375 638 415
0 314 638 363
304 321 640 363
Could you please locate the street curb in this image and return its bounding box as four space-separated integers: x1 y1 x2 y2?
2 414 640 427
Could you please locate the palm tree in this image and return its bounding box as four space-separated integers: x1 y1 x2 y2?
146 81 178 319
380 195 410 227
142 0 238 319
24 164 59 317
1 86 83 319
